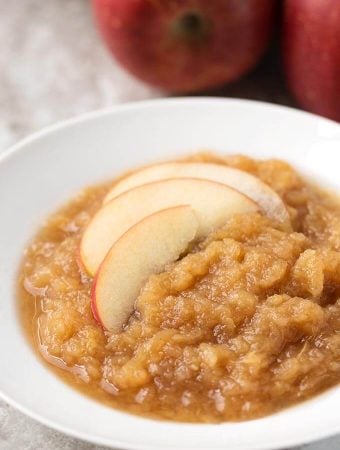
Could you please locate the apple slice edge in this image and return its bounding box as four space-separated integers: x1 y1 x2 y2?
92 205 199 332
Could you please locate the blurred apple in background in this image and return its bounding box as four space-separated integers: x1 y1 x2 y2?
92 0 275 93
283 0 340 122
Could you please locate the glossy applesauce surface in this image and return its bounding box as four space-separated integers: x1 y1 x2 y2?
18 153 340 422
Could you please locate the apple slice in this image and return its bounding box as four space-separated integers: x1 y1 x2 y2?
103 162 289 225
81 178 258 275
92 206 199 332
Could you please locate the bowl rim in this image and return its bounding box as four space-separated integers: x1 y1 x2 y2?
1 97 339 450
1 96 339 166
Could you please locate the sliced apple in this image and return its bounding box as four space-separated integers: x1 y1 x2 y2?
93 206 199 332
81 178 258 275
103 162 289 225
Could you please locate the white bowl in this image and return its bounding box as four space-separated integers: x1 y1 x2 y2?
0 98 339 450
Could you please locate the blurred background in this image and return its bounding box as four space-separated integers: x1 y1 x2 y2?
0 0 297 153
0 0 339 449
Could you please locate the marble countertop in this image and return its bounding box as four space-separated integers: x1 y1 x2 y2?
0 1 339 449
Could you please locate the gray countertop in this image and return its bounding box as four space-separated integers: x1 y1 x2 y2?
0 1 339 449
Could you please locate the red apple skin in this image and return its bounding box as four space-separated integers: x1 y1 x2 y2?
92 0 275 93
90 275 103 327
283 0 340 122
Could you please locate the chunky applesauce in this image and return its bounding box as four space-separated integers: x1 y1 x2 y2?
19 153 340 422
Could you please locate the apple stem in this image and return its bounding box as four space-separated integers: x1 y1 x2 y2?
172 12 209 42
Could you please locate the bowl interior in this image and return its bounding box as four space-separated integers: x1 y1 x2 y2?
0 98 340 450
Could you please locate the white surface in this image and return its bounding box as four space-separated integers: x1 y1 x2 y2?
0 0 159 148
0 98 339 450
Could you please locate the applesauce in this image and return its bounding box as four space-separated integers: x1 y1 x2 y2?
18 153 340 422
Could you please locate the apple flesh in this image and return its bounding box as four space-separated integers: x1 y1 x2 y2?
283 0 340 121
81 177 258 275
92 0 275 93
93 206 199 332
104 162 290 225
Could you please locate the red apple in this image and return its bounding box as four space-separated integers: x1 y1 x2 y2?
283 0 340 122
92 0 275 93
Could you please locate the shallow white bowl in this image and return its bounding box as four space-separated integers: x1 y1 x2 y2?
0 98 340 450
